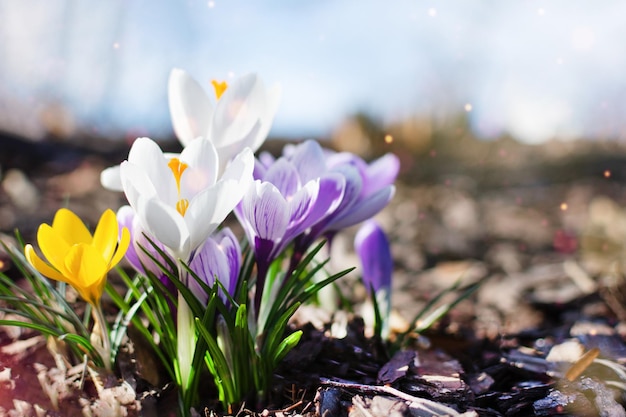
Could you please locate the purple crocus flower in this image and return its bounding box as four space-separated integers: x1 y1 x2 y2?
235 142 345 316
355 220 393 294
187 228 241 305
259 142 399 230
325 152 399 232
255 139 399 265
292 147 399 253
355 220 393 337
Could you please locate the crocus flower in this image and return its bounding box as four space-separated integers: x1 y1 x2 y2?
25 208 130 307
235 147 345 317
254 139 327 183
324 152 399 232
355 220 393 294
168 68 281 172
295 148 399 251
100 68 276 192
355 220 393 338
187 228 241 305
115 136 253 393
238 172 344 265
259 140 398 260
117 136 253 263
24 208 130 369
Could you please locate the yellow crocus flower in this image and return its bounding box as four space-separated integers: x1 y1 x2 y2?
25 208 130 307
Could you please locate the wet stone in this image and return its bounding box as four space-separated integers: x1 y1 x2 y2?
378 350 417 385
533 389 579 416
315 387 345 417
578 377 626 417
466 372 495 395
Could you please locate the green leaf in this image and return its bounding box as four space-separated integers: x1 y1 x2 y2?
59 333 103 365
271 330 302 366
261 302 300 360
195 317 238 407
108 285 148 358
140 234 179 275
369 283 384 339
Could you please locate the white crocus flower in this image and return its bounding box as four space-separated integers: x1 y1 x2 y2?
168 68 281 173
118 136 253 395
100 68 278 192
119 136 254 263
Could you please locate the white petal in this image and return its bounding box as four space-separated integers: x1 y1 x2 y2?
179 137 219 198
210 74 264 151
184 148 252 252
100 165 123 191
127 138 178 204
137 196 191 261
168 68 213 147
248 83 282 152
120 161 158 211
208 179 248 230
212 163 254 229
127 137 162 165
216 121 261 171
183 187 219 255
220 147 255 184
215 81 281 164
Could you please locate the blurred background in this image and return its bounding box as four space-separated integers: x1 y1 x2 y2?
2 1 626 145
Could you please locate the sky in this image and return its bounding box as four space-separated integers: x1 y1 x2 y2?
1 1 626 144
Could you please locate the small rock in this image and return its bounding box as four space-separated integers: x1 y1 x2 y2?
315 387 344 417
1 169 39 212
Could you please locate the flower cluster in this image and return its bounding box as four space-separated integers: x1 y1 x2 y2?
12 68 400 414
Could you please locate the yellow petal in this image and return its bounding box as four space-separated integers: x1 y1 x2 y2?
24 244 68 283
52 208 93 245
108 226 130 270
92 209 119 262
37 224 72 275
63 244 107 305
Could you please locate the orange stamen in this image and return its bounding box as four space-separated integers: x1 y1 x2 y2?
176 199 190 217
168 158 189 194
211 80 228 99
168 158 190 216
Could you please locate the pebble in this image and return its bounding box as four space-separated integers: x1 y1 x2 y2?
1 169 39 213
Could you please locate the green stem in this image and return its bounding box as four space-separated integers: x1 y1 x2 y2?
91 302 111 370
177 291 196 411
